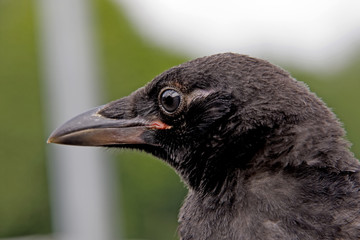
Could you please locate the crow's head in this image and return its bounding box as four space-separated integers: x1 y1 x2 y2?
48 53 351 194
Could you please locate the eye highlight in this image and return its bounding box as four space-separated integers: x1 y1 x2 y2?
159 88 182 114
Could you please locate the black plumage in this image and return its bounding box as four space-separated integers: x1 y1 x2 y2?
48 53 360 239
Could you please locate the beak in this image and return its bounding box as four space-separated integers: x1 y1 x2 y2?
47 105 165 147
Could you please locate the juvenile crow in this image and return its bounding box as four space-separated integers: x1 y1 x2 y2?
48 53 360 240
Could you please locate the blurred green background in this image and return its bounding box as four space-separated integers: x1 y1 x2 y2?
0 0 359 239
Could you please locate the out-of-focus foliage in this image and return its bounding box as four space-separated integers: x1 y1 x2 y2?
0 0 358 239
0 0 51 237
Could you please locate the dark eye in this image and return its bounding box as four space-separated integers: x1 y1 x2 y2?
160 89 182 113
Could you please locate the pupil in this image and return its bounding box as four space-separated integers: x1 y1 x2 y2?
165 96 174 106
161 89 181 113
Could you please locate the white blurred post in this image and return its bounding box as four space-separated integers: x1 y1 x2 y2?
37 0 117 239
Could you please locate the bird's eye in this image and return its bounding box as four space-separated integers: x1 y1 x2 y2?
159 89 182 114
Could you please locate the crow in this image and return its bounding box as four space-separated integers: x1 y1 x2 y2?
48 53 360 240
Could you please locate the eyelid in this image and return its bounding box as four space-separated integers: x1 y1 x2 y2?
158 87 184 115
